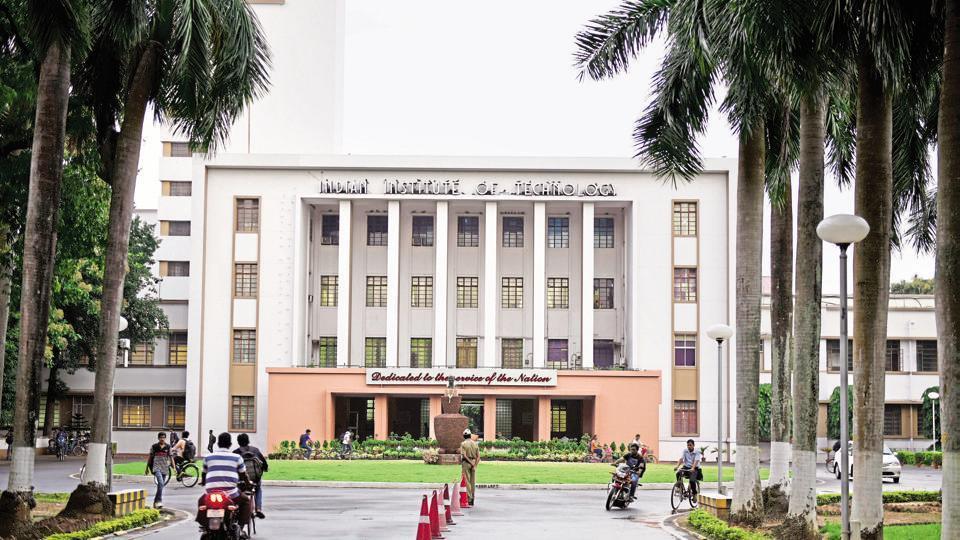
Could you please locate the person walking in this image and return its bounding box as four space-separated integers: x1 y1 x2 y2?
207 429 216 454
460 429 480 506
4 431 12 460
299 429 313 459
147 432 173 508
234 433 269 519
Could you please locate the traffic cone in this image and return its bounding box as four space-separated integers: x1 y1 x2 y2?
450 479 463 516
416 495 432 540
459 473 471 508
429 490 444 539
442 484 456 525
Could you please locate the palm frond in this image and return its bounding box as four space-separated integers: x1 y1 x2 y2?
764 100 799 208
573 0 673 81
824 85 856 186
26 0 89 55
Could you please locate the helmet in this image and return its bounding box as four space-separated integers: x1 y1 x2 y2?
463 429 472 436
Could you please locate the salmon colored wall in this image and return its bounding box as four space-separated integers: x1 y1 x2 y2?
265 368 661 456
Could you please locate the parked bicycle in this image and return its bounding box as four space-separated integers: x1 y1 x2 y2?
670 470 699 511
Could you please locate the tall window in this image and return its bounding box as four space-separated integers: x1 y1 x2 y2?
674 334 697 367
412 216 434 246
501 338 523 368
366 276 388 307
496 399 513 439
884 404 903 436
547 217 569 248
456 338 478 368
410 338 433 368
165 397 186 429
456 277 479 308
673 268 697 302
551 402 568 435
316 337 337 367
165 221 191 236
232 330 257 364
673 201 698 236
236 199 260 233
234 263 258 297
162 261 190 277
167 181 192 196
321 214 339 245
502 277 523 308
319 276 338 307
118 397 151 428
411 276 433 308
39 396 60 429
367 215 388 246
168 332 188 366
885 340 902 372
457 216 479 247
547 339 568 369
231 396 255 430
502 216 524 247
593 278 614 309
826 339 854 371
547 278 569 309
130 343 154 365
594 340 615 369
673 400 698 435
917 340 938 372
365 338 387 367
594 217 615 248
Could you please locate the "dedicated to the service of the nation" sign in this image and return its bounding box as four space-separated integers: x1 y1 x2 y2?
365 368 558 387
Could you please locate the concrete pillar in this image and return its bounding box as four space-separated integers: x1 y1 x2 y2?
628 201 642 369
428 395 442 440
435 201 449 367
537 396 552 441
483 202 498 367
581 203 595 369
583 398 596 438
374 395 389 440
483 396 497 440
533 202 546 368
324 391 336 441
387 201 401 367
336 201 352 367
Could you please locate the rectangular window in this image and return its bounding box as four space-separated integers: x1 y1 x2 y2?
673 268 697 302
496 400 513 439
410 338 433 368
162 261 190 277
884 404 903 437
231 396 255 431
321 214 339 245
367 215 388 246
319 275 338 307
365 338 387 367
885 340 902 372
456 277 479 308
167 181 192 196
674 333 697 367
165 397 186 429
412 215 434 246
366 276 388 307
168 141 191 157
594 217 615 248
457 216 479 247
547 217 569 248
502 277 523 309
236 199 260 233
118 397 151 428
547 339 568 369
673 400 698 435
502 216 524 247
826 339 854 372
551 402 568 435
130 343 154 365
456 337 478 368
501 338 523 369
593 278 614 309
168 332 188 366
316 337 337 367
411 276 433 308
917 340 938 372
72 396 94 425
232 330 257 364
39 396 60 430
234 263 258 297
673 201 698 236
547 278 569 309
594 340 615 369
163 220 191 236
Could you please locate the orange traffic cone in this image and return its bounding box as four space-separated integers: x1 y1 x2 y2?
459 473 471 508
442 484 456 525
416 495 432 540
450 479 464 516
429 490 444 539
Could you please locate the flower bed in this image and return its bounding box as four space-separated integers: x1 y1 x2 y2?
44 509 161 540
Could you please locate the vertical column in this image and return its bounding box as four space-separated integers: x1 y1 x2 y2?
428 395 442 439
387 201 401 367
483 202 498 367
336 200 352 367
434 201 449 367
374 395 389 440
483 396 497 440
629 201 642 369
536 396 552 441
581 203 595 368
533 203 546 368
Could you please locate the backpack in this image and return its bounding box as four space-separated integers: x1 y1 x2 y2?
243 451 264 484
182 440 197 460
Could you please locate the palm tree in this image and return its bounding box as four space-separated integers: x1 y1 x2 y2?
767 167 792 495
74 0 269 492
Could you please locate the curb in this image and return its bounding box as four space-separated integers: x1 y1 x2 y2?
661 511 702 540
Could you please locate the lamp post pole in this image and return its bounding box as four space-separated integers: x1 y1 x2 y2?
928 392 940 451
706 324 733 496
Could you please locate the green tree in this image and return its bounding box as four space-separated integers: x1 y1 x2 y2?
757 383 771 442
827 386 854 441
916 386 941 443
891 275 934 294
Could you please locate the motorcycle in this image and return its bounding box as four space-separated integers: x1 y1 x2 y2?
198 490 248 540
605 463 635 511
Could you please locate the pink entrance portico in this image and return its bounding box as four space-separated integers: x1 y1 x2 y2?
265 368 661 455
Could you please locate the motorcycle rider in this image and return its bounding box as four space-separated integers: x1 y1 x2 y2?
197 432 252 528
613 442 645 501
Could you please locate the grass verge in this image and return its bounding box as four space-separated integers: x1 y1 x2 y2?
43 508 161 540
35 493 70 504
687 509 770 539
820 522 941 540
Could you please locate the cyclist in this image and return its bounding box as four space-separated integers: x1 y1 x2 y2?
234 433 268 519
55 427 68 459
171 431 195 475
674 438 702 496
613 442 645 501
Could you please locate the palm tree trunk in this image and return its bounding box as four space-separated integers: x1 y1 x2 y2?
937 0 960 536
768 175 793 494
851 49 892 540
83 46 158 488
0 225 12 418
0 39 71 535
787 94 826 536
731 120 765 524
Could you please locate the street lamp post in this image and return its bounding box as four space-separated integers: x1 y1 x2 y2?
817 214 870 540
707 323 733 495
928 391 940 451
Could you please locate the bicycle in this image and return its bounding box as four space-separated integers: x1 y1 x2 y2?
642 444 658 464
164 459 200 488
670 468 700 511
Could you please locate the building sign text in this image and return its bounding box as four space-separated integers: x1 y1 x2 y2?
365 368 558 387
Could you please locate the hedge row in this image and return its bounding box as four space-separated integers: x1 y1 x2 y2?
44 509 161 540
816 490 941 506
687 509 770 540
894 451 942 466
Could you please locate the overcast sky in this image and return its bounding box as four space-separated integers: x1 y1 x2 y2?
135 0 935 294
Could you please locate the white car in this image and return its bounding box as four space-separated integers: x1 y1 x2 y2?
834 444 902 483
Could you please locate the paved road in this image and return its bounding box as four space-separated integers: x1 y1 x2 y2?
815 464 943 492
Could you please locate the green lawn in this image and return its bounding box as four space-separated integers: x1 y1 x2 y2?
114 460 767 484
35 492 69 503
821 522 941 540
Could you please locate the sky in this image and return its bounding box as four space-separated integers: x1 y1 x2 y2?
134 0 935 294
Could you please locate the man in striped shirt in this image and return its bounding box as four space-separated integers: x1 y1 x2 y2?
197 432 251 526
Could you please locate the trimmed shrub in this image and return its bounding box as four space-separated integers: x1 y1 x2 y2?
816 490 941 506
687 509 770 540
895 451 916 465
45 509 161 540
